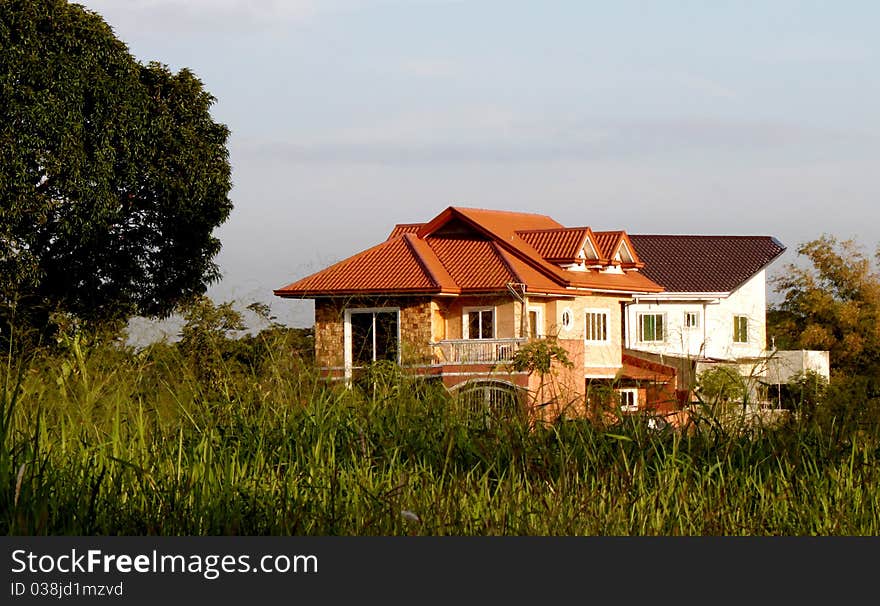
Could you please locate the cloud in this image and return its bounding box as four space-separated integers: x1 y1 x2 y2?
233 110 875 165
76 0 463 33
76 0 349 33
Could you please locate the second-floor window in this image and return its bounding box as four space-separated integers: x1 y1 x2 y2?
464 307 495 339
733 315 749 343
639 313 665 342
527 307 543 338
585 311 609 342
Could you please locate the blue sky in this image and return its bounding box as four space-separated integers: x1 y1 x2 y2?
76 1 880 338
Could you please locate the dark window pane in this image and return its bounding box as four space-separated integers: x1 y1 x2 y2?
374 311 399 361
468 312 480 340
351 312 374 366
480 310 494 339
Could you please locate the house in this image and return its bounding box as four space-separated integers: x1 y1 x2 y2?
273 206 816 420
274 206 685 420
623 235 830 405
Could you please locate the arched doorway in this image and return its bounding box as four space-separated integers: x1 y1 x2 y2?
450 379 526 427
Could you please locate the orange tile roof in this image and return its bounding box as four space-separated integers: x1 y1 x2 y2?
593 230 644 268
387 223 423 239
516 228 590 263
427 236 518 291
418 207 563 241
275 206 664 298
593 231 623 260
275 234 455 296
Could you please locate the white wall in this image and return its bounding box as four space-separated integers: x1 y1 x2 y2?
766 350 831 383
626 270 768 361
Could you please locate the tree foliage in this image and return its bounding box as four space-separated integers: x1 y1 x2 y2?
0 0 232 336
769 235 880 378
695 366 747 405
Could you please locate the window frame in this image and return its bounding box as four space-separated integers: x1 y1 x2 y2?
684 311 700 330
560 307 574 332
638 312 666 343
584 309 610 343
463 306 496 340
344 307 401 376
526 306 543 339
733 315 749 344
617 388 639 412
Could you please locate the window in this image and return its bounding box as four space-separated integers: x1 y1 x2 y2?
618 389 639 412
464 307 494 339
560 307 573 332
348 309 399 366
733 315 749 343
684 311 700 329
585 311 609 342
527 307 543 338
638 313 665 342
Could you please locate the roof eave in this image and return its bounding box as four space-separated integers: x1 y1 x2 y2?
633 291 730 301
274 288 459 298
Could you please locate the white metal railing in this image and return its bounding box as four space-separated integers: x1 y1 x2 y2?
432 339 526 364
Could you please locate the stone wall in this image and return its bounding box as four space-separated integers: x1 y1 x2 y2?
315 299 345 368
313 297 434 369
399 299 433 365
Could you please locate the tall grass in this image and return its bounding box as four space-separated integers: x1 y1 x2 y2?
1 331 878 535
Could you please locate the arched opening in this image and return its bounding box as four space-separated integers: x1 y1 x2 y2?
450 379 526 427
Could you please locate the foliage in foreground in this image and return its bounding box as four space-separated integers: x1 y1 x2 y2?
1 329 879 536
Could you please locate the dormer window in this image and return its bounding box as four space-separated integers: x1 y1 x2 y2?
582 238 600 262
616 241 636 265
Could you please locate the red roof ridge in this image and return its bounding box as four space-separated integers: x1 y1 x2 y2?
492 242 525 284
512 226 589 233
448 206 560 221
402 233 459 294
417 206 572 286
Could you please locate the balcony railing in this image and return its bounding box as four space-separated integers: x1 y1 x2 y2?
432 338 526 365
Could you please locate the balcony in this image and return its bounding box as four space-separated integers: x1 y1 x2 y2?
432 338 526 365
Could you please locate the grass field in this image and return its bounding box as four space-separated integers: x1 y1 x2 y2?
2 329 879 536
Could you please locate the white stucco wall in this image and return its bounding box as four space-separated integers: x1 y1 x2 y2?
766 350 831 383
626 270 768 361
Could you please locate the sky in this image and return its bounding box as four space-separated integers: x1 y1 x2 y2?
74 0 880 341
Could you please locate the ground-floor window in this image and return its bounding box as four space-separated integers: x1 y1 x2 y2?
617 388 639 412
347 308 400 367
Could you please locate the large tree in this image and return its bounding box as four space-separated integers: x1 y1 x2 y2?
769 235 880 378
0 0 232 336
